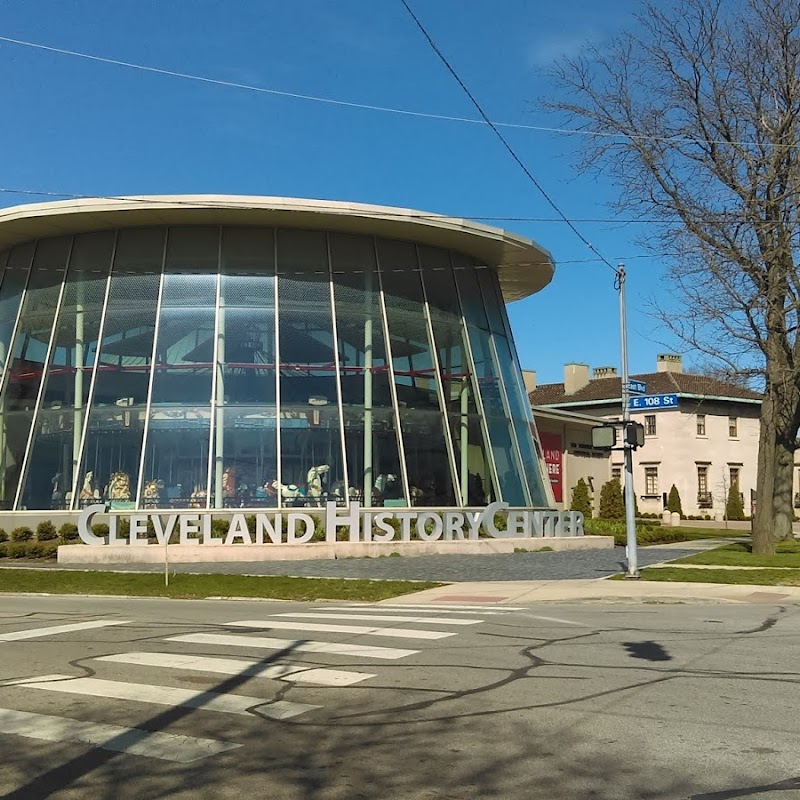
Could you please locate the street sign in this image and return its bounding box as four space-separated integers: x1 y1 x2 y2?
629 393 678 411
628 379 647 395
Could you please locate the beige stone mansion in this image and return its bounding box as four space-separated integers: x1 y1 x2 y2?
528 355 767 519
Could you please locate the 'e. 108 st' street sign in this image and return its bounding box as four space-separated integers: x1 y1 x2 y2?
629 393 678 411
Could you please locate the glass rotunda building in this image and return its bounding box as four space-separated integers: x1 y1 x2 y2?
0 196 555 514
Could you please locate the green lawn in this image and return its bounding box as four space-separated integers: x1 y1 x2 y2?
673 540 800 568
626 567 800 586
0 569 443 601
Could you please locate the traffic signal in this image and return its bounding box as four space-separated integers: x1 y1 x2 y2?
625 422 645 449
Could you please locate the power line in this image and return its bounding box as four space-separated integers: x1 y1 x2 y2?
398 0 619 276
0 187 783 230
0 34 786 150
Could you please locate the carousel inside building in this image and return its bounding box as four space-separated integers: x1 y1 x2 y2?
0 196 556 512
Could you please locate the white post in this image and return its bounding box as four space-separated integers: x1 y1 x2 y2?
460 379 469 503
72 284 85 493
363 270 373 504
618 265 639 578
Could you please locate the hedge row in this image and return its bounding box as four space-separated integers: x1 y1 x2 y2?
0 522 80 546
0 541 60 559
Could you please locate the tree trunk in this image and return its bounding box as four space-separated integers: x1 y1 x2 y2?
773 442 796 541
753 379 800 553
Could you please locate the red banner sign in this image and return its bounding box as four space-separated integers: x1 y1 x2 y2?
539 432 563 502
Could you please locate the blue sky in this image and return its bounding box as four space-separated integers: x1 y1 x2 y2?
0 0 675 385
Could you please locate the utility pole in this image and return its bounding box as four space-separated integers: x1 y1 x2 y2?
618 264 639 578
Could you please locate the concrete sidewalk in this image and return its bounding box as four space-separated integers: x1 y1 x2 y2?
387 578 800 605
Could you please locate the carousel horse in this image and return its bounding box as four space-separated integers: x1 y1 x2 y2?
306 464 330 506
142 480 161 506
106 471 131 502
270 481 306 506
79 472 98 501
51 473 64 504
222 466 236 499
188 486 207 508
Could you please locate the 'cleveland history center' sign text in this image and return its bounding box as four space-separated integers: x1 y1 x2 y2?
77 502 584 546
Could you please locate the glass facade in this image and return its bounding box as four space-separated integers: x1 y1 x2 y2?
0 225 550 510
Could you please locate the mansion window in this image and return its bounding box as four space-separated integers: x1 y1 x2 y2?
697 465 712 507
729 417 738 438
696 414 706 436
612 466 621 483
729 466 740 491
645 415 657 436
698 466 708 494
644 466 658 496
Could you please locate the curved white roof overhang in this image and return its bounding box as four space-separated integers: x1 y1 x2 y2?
0 195 555 302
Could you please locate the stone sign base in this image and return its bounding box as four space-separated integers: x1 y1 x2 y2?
58 535 613 565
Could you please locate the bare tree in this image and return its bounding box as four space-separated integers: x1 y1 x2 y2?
546 0 800 553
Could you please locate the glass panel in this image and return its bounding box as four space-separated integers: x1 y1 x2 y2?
452 252 489 329
20 232 113 510
276 229 343 506
0 244 33 508
78 228 165 509
332 233 402 506
212 227 278 508
165 226 220 273
140 228 217 508
216 406 278 508
422 246 496 505
457 259 527 506
493 333 547 505
379 239 454 506
0 246 29 372
479 267 549 505
0 237 69 508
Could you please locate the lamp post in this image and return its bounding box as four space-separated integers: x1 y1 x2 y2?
617 264 639 578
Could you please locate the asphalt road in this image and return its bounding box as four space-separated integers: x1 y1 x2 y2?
10 545 696 581
0 594 798 799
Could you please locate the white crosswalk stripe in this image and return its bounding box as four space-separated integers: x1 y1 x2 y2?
10 675 317 719
168 632 418 660
98 651 376 686
323 605 511 615
0 620 130 642
0 708 240 763
228 619 456 640
272 611 482 625
375 603 525 611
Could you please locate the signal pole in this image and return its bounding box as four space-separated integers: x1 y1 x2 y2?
618 264 639 578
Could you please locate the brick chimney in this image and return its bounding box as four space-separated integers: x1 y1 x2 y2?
522 370 537 394
592 366 618 379
564 363 590 394
657 353 683 373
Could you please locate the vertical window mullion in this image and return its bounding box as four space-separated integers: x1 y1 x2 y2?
69 231 117 509
14 238 74 509
418 246 461 506
374 238 410 507
274 229 283 508
207 226 223 508
450 255 502 505
327 232 350 503
134 233 168 508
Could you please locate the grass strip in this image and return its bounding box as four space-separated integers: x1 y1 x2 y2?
613 567 800 586
587 526 749 547
0 569 443 601
672 540 800 567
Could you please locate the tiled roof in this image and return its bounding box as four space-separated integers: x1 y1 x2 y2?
529 371 761 406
